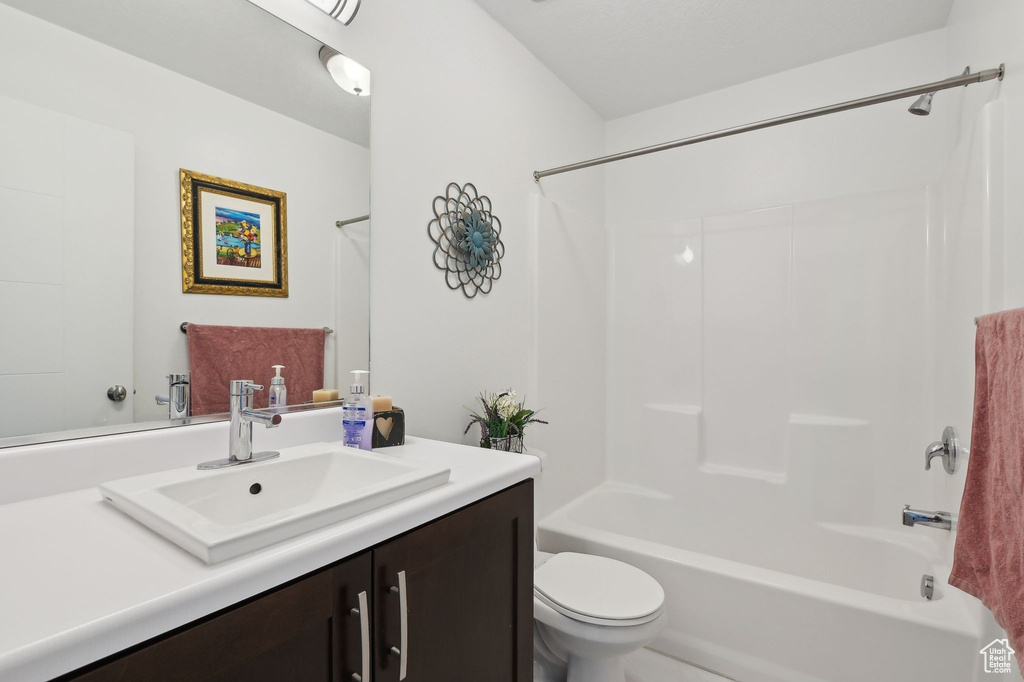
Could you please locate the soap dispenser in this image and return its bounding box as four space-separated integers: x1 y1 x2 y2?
269 365 287 407
342 370 373 450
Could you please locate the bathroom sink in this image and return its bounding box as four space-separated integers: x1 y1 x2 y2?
99 443 451 563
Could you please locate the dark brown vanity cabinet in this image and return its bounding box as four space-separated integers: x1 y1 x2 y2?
64 551 374 682
374 478 533 682
61 480 533 682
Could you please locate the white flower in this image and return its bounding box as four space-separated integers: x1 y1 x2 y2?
492 390 519 421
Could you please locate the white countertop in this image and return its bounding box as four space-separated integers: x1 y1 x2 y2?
0 437 540 682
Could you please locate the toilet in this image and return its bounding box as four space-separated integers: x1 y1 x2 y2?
532 550 667 682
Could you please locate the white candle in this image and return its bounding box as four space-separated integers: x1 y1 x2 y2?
313 388 340 403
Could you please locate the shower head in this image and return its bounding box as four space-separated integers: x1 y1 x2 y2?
908 67 971 117
908 92 934 116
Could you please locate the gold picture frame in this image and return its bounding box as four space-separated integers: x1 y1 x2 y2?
180 169 289 297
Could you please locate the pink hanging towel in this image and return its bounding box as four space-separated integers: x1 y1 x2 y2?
186 323 326 416
950 309 1024 665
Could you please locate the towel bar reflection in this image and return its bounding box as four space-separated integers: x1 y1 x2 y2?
179 322 334 334
336 214 369 228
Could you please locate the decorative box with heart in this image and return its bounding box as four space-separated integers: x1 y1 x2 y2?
372 407 405 448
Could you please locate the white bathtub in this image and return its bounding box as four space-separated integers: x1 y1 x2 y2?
538 482 990 682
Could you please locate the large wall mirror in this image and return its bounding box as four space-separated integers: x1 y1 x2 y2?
0 0 370 446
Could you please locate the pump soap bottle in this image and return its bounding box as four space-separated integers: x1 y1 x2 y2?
342 370 373 450
269 365 287 407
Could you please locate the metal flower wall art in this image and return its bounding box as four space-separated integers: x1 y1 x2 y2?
428 182 504 298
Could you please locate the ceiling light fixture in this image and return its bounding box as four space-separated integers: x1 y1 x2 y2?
304 0 361 26
319 46 371 96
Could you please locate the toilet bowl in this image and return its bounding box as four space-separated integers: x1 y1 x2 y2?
533 551 666 682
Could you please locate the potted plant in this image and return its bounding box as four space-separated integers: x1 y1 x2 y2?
464 389 547 453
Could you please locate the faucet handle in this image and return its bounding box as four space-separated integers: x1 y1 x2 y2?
230 379 264 395
924 426 959 475
924 441 945 470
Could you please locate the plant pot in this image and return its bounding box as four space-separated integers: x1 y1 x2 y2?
488 435 523 453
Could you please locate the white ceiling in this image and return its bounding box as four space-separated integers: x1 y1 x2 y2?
1 0 370 146
471 0 954 120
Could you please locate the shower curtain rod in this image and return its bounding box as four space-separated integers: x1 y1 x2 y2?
533 64 1005 182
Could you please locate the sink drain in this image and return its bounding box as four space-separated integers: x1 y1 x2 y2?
249 483 262 495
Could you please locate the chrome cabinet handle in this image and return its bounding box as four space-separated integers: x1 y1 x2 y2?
389 570 408 680
350 590 370 682
107 385 127 402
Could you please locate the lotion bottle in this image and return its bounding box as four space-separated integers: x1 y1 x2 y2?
342 370 373 450
269 365 287 407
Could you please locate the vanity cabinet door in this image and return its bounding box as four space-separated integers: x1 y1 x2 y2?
373 480 533 682
62 552 372 682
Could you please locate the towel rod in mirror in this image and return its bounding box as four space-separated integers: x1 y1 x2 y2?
336 214 369 228
180 322 334 334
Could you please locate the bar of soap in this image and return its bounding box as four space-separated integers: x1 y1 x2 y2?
371 395 393 412
313 388 340 403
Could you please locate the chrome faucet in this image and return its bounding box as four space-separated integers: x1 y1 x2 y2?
197 380 282 470
902 505 953 530
155 373 190 420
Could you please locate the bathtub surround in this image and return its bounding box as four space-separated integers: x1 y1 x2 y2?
950 310 1024 657
551 0 1024 672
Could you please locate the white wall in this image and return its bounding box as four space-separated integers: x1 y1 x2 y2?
604 29 953 224
0 4 370 423
248 0 609 514
532 196 608 518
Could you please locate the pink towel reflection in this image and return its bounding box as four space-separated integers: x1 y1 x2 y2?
186 323 326 416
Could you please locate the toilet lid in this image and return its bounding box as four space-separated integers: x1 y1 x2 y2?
534 552 664 622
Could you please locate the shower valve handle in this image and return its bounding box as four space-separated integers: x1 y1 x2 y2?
924 426 959 475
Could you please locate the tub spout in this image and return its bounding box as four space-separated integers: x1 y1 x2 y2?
902 505 952 530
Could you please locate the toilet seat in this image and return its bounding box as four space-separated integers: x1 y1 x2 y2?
534 552 665 627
